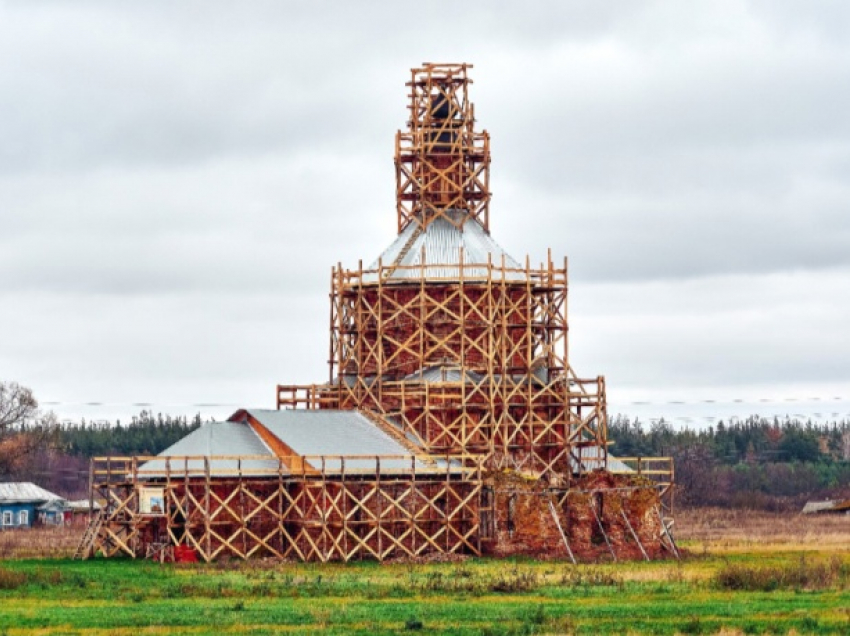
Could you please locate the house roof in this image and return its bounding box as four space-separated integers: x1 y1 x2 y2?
802 499 850 514
66 499 102 511
139 420 280 477
141 409 450 478
38 499 67 512
0 482 63 504
242 409 433 472
367 212 525 282
139 408 621 479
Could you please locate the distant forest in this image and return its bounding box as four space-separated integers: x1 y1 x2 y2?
58 411 203 457
12 411 203 498
9 410 850 510
609 415 850 510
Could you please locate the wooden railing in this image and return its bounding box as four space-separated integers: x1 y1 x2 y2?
91 453 486 483
610 456 675 514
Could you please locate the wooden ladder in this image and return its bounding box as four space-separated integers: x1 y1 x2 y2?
73 510 103 560
381 226 423 279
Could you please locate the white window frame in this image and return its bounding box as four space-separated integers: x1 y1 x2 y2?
18 510 28 526
2 511 12 526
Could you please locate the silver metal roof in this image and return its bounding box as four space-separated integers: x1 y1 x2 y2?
367 213 525 282
142 410 461 477
66 499 102 511
0 482 63 504
140 420 280 477
402 365 485 384
246 409 431 472
140 408 618 478
802 500 837 514
571 448 633 473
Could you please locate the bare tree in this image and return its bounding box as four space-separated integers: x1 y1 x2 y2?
0 382 39 432
0 381 58 478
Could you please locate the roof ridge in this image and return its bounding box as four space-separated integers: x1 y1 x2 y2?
357 409 433 463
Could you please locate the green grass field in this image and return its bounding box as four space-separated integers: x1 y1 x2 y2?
0 546 848 636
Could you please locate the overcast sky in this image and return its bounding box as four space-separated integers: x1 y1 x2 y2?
1 1 849 426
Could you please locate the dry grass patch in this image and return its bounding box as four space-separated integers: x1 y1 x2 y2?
0 526 83 559
676 507 850 553
714 555 847 591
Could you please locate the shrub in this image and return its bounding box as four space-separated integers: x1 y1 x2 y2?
489 568 539 593
714 556 843 591
559 567 622 588
679 616 705 634
404 616 424 630
0 568 26 590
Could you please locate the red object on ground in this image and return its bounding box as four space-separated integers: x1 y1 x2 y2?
173 545 198 563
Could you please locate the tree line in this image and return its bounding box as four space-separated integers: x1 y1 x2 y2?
609 415 850 510
58 411 203 457
5 409 204 498
2 381 848 508
0 381 205 497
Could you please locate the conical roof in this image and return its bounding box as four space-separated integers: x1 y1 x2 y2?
368 211 523 282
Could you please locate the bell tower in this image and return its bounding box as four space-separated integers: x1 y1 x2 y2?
395 63 491 233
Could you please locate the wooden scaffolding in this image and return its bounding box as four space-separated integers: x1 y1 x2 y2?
278 254 608 483
86 63 676 563
89 454 486 563
396 62 490 233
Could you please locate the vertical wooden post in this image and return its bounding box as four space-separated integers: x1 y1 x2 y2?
499 253 508 458
183 457 190 548
376 456 382 560
341 457 348 561
278 458 285 557
445 453 450 553
239 458 247 558
329 265 337 385
165 457 172 547
204 456 211 562
411 454 417 556
420 245 426 371
88 459 94 526
377 256 384 380
130 457 138 557
321 456 327 562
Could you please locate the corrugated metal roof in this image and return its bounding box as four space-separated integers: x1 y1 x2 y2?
570 448 633 474
0 482 63 504
802 499 850 514
140 420 280 477
142 408 619 478
66 499 101 511
142 410 461 477
403 365 486 384
246 409 432 472
367 213 525 282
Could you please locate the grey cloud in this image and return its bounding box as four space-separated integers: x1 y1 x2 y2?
1 0 848 421
569 268 850 388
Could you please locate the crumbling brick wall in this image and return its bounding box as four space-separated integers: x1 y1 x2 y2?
482 470 666 561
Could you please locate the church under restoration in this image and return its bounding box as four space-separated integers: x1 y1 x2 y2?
86 63 676 563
